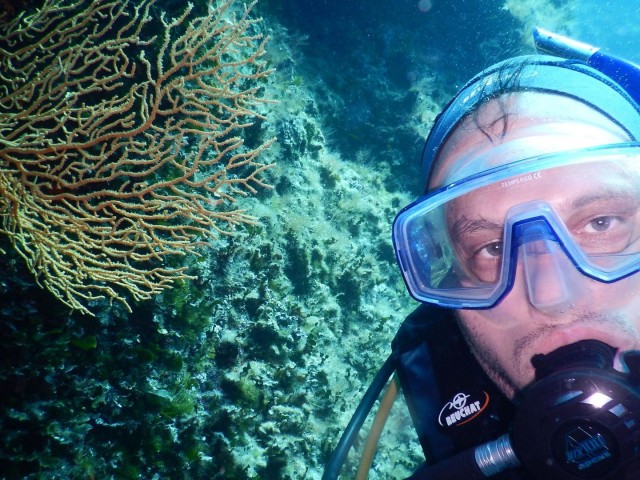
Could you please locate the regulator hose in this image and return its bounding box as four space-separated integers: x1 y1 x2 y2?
322 354 396 480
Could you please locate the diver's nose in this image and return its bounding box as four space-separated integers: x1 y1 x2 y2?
517 221 581 313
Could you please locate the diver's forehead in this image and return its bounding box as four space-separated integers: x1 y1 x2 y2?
446 157 639 223
430 92 631 188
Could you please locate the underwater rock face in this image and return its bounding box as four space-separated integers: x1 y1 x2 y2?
0 0 581 478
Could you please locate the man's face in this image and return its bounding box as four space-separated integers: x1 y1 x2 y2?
432 92 640 398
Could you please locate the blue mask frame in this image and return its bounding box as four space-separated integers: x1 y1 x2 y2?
394 144 640 309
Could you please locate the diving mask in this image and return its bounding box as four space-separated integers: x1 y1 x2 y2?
393 143 640 309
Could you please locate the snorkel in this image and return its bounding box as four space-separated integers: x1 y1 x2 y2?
407 30 640 480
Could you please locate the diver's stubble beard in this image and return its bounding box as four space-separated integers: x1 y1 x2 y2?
455 311 520 398
456 309 640 399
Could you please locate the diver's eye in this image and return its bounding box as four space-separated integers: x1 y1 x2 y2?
476 241 503 258
586 216 619 233
465 241 503 283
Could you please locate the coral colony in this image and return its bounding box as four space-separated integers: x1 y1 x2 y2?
0 0 273 314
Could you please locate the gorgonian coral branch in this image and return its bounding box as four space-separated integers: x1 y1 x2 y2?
0 0 275 314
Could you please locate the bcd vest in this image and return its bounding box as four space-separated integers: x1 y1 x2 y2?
392 303 532 479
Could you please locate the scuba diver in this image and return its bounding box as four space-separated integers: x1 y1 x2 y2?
324 30 640 480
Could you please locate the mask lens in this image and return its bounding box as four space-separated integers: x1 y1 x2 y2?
393 143 640 308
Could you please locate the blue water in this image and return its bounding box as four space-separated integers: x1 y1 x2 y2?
574 0 640 61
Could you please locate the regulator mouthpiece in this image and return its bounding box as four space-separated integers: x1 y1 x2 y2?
531 339 617 380
512 340 640 479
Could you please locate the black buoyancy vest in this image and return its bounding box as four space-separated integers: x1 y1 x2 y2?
392 304 531 479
